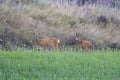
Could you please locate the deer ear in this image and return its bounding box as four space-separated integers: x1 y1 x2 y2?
76 33 78 37
76 32 80 37
78 33 80 37
76 33 77 37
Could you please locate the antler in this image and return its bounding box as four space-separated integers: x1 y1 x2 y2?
76 32 80 37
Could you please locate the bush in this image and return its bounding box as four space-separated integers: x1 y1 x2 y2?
96 15 108 27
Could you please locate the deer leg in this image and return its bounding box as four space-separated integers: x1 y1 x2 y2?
84 47 88 53
54 43 59 50
87 47 92 52
87 48 90 52
81 47 85 53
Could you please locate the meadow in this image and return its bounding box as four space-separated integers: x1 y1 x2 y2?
0 1 120 80
0 50 120 80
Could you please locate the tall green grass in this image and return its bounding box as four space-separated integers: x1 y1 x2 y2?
0 50 120 80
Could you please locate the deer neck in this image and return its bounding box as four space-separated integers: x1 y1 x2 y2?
78 39 83 44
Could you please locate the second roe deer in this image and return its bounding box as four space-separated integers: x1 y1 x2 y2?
75 33 93 52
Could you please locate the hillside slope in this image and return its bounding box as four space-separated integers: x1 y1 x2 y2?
0 1 120 50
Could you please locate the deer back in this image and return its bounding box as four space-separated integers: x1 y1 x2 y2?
79 40 92 48
38 37 60 47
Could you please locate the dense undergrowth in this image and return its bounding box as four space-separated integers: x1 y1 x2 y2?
0 0 120 50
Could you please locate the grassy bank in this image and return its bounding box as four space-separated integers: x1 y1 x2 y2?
0 1 120 50
0 50 120 80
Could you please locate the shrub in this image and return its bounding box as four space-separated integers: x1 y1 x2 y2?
96 15 108 28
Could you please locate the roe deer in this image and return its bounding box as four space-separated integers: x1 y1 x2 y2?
75 33 93 52
37 37 60 50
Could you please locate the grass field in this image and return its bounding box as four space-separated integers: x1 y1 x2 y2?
0 50 120 80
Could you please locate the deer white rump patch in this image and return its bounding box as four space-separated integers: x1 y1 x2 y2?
57 39 60 43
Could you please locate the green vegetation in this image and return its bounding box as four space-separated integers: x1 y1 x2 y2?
0 50 120 80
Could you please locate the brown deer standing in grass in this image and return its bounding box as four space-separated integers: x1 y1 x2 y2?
75 33 93 52
37 37 60 50
34 23 60 50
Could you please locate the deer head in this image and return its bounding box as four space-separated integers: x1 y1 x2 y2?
75 33 82 43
